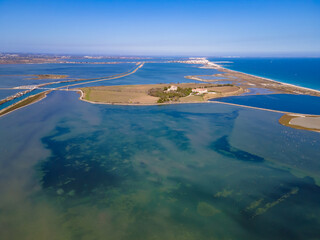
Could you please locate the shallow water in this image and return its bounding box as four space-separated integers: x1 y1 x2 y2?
193 76 227 80
1 61 320 239
0 90 320 240
242 88 274 95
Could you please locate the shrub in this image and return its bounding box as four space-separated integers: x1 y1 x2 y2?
149 86 193 103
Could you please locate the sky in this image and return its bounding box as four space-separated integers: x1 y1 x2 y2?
0 0 319 56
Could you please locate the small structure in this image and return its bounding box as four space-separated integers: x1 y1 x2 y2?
165 85 178 92
192 88 208 95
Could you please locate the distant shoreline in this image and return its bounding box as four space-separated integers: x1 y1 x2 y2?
210 61 320 94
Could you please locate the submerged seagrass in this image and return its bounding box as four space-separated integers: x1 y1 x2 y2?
0 60 320 240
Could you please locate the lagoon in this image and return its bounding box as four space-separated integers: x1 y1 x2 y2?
0 60 320 239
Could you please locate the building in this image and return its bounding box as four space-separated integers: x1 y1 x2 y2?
192 88 208 95
166 85 178 92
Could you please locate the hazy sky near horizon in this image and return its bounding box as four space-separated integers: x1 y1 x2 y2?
0 0 319 56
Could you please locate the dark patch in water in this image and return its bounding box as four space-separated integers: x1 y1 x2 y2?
38 126 134 197
210 135 264 162
148 125 192 152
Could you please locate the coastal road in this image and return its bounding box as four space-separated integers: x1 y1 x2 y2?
55 62 144 89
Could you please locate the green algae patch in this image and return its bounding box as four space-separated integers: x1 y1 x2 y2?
197 202 220 217
253 188 299 217
246 198 264 211
214 189 233 198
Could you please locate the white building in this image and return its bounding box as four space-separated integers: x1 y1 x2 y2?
192 88 208 95
166 85 178 92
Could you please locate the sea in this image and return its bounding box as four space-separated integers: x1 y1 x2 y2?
209 57 320 90
0 58 319 240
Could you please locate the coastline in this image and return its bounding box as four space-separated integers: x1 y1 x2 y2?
172 58 320 96
77 83 244 106
77 87 315 116
210 61 320 94
1 58 320 132
0 63 145 116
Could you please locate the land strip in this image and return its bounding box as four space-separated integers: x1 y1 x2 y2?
279 114 320 132
0 63 144 117
79 83 243 105
58 63 144 89
212 101 320 132
78 82 320 132
0 91 50 117
30 74 68 80
177 58 320 97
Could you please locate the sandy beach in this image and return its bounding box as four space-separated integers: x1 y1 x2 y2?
279 114 320 132
206 61 320 96
178 58 320 97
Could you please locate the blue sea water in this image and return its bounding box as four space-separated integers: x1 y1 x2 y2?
0 89 24 99
215 94 320 115
0 60 320 239
72 63 220 88
0 63 135 88
209 58 320 90
0 63 137 109
0 90 320 239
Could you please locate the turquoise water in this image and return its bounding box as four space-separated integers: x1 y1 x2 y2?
209 58 320 90
0 61 320 239
0 91 319 239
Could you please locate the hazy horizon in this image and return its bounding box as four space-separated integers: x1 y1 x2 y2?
1 52 320 58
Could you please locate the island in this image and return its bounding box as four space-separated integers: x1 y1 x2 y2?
79 83 244 105
1 57 320 133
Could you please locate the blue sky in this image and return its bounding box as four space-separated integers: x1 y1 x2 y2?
0 0 319 56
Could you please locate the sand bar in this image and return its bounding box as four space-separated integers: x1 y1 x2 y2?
279 114 320 132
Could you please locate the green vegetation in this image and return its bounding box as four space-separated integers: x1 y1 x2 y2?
82 88 91 100
253 188 299 217
214 189 233 198
148 86 192 103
